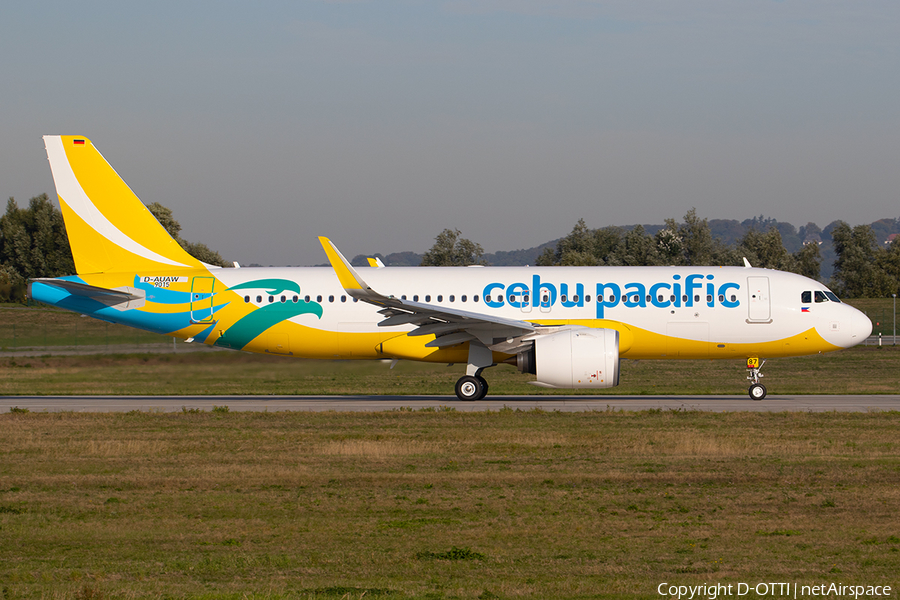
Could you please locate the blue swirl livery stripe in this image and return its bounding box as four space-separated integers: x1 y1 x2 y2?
226 279 303 296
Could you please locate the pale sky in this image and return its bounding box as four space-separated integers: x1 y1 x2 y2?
3 1 899 265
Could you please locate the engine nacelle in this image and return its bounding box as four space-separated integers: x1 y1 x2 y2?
516 327 620 389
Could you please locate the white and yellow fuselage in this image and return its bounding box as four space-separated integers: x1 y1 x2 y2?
28 136 872 397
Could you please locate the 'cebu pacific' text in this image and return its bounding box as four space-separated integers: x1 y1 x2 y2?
482 274 741 318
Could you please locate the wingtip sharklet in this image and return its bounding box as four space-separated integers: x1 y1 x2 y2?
318 236 370 294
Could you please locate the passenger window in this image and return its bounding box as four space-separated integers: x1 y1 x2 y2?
573 295 580 302
281 295 286 303
462 295 467 302
449 295 455 302
474 295 479 302
305 295 310 302
585 295 591 302
718 294 724 302
730 295 737 302
658 295 664 302
706 294 712 303
561 294 568 303
815 291 827 303
317 295 322 302
508 295 516 303
646 295 651 303
413 295 419 302
683 295 689 302
268 296 274 303
801 291 811 303
257 295 262 303
341 295 346 302
244 296 250 303
329 295 334 303
401 295 407 300
542 294 549 303
425 295 431 302
292 295 298 303
437 295 443 302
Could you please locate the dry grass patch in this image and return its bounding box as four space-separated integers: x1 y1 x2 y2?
1 410 899 598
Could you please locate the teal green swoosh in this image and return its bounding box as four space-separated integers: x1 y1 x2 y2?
226 279 303 296
215 301 323 350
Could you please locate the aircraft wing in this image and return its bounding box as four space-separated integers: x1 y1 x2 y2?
319 237 537 350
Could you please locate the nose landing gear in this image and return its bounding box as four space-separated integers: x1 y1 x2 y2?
747 357 767 400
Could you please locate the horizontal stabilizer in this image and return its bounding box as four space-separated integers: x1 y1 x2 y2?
29 278 145 309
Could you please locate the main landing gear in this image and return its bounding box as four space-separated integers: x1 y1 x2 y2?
455 342 494 401
455 375 489 401
746 357 767 400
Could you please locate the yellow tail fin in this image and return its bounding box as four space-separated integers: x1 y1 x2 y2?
43 135 204 275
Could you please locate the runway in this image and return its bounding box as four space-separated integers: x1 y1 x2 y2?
2 394 899 413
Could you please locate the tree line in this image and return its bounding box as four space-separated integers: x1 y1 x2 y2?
420 209 900 299
0 195 226 302
3 195 898 302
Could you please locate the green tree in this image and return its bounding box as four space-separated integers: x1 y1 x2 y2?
830 222 892 297
591 227 624 266
0 263 25 303
536 219 625 266
147 202 228 267
420 229 487 266
678 208 716 266
654 219 684 265
554 219 597 266
738 227 797 272
793 242 822 281
875 238 900 296
0 195 75 281
620 224 660 266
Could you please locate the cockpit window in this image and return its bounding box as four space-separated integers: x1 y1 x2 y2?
801 291 811 303
824 291 841 303
814 291 828 303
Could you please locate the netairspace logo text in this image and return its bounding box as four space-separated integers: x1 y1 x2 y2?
657 582 893 599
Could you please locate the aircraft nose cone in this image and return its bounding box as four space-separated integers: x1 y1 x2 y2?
850 307 873 343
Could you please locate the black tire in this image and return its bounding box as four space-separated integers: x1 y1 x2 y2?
476 376 489 400
455 375 484 401
749 383 767 401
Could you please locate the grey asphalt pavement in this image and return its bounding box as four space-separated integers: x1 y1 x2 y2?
2 394 898 413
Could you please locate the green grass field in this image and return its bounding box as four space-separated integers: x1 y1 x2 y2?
0 305 168 350
2 344 899 397
1 410 899 599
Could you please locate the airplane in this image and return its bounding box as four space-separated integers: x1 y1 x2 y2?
27 135 873 401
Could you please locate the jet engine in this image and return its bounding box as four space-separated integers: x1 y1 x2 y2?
516 327 620 389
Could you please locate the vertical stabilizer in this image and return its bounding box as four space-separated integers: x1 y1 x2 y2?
43 135 203 275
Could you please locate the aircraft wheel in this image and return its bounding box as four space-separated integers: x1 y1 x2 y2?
476 376 489 400
749 383 767 401
455 376 484 401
